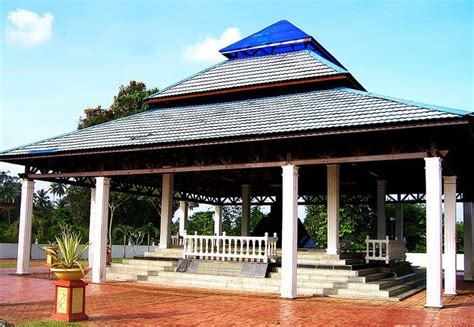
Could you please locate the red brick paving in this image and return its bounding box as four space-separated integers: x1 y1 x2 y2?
0 263 473 326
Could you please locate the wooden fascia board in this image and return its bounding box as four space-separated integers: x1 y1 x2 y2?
24 151 448 179
145 74 351 104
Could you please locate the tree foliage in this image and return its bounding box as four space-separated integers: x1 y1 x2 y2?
78 81 158 128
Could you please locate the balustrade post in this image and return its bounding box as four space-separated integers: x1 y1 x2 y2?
182 230 187 258
222 232 226 261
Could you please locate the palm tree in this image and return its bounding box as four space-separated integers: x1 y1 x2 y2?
49 183 67 203
34 189 51 209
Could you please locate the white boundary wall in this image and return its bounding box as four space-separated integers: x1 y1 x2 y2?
406 253 464 271
0 244 466 270
0 243 158 260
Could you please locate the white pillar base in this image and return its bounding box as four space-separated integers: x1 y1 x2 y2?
327 165 340 255
281 165 298 299
16 179 35 275
424 157 443 308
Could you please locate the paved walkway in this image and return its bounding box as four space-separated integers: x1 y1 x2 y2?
0 264 473 326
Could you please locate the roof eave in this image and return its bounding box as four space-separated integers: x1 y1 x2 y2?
1 117 468 162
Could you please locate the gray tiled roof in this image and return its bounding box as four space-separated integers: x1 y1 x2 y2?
1 87 465 158
148 50 347 99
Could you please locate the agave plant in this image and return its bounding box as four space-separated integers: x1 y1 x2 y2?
42 229 91 275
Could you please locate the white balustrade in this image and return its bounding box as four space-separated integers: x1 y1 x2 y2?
182 231 279 263
171 232 183 247
365 236 406 264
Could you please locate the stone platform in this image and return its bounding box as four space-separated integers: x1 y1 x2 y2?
107 249 425 300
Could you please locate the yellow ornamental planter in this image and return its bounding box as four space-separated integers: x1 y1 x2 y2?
50 267 91 281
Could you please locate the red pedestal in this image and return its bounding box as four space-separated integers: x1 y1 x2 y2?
53 279 88 322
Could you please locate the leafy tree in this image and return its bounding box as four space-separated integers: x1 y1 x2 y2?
250 206 266 233
389 204 426 252
186 211 214 235
304 202 376 249
0 171 21 225
78 81 158 128
113 224 133 258
222 206 242 236
457 222 464 253
64 186 92 230
108 192 130 246
141 222 159 251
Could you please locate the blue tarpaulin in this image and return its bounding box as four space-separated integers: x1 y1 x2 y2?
219 20 345 69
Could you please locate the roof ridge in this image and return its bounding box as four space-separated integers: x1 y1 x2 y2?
337 87 470 116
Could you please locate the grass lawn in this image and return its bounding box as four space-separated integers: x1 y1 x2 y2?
0 259 44 269
18 321 80 326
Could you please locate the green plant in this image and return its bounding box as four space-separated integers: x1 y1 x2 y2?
42 229 91 275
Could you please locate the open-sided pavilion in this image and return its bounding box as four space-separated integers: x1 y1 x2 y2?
1 20 473 307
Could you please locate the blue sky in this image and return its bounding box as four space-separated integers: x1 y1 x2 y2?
0 0 473 173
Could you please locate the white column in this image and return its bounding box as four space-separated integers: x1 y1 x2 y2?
377 180 387 239
214 205 222 236
88 188 96 267
281 164 299 299
178 201 188 237
464 202 474 281
443 176 457 295
16 179 35 274
92 177 110 284
425 157 443 308
395 203 403 240
241 185 251 236
327 165 340 255
159 174 174 249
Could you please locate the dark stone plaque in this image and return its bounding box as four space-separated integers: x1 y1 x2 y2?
176 259 192 272
137 275 148 281
390 261 415 277
179 259 268 278
241 262 269 278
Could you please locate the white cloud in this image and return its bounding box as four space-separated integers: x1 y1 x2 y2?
5 9 54 47
182 27 242 63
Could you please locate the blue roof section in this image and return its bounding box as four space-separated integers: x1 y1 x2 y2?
338 87 470 116
220 20 311 53
219 20 345 69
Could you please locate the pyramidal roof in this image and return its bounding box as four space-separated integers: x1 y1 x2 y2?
219 20 344 68
147 20 359 102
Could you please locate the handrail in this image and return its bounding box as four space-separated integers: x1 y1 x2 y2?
182 231 279 263
365 236 406 264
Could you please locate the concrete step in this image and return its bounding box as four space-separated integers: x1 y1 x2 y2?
273 266 379 277
323 273 426 299
144 275 281 294
122 259 178 267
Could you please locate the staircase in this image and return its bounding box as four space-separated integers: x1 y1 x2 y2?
107 249 425 301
